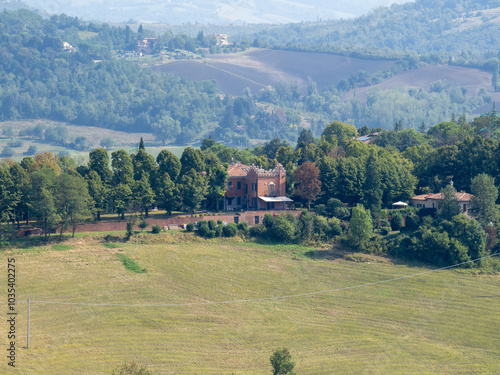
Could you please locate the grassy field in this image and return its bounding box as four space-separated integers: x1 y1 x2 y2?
0 120 191 162
1 233 499 374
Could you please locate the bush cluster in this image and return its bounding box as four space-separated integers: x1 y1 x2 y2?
196 220 240 238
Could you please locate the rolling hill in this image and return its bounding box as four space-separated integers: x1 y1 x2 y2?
153 49 496 103
153 49 396 96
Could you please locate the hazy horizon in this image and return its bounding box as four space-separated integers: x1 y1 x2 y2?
17 0 415 24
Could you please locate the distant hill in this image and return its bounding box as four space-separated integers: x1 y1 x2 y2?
252 0 500 59
343 65 495 103
14 0 412 24
153 49 494 101
153 49 396 96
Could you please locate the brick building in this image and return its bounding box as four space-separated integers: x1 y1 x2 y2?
224 162 292 211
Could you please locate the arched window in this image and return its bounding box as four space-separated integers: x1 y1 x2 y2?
268 181 275 195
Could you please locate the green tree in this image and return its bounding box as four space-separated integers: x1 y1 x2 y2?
270 348 296 375
206 167 227 211
100 137 115 150
111 183 132 220
112 150 134 186
322 121 357 146
133 148 156 181
439 184 460 221
56 173 93 237
362 152 382 223
156 149 181 181
154 172 178 216
0 165 16 223
132 175 155 217
178 169 207 213
89 148 112 184
348 205 372 249
469 173 499 227
85 170 108 221
180 147 205 176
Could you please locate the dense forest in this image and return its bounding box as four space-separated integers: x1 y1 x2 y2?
1 113 500 270
250 0 500 63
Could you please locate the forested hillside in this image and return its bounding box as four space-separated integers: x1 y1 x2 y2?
254 0 500 63
0 10 225 144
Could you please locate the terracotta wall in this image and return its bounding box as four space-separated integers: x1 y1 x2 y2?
69 210 302 233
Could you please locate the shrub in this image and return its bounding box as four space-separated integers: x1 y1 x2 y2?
237 221 249 233
215 225 223 237
263 213 274 229
197 221 210 237
380 226 391 235
151 224 161 234
390 212 404 231
405 213 420 230
112 361 154 375
2 147 14 157
315 204 327 217
223 222 238 237
26 145 37 155
380 219 390 228
328 217 343 237
270 214 295 241
186 222 194 232
8 139 23 147
249 224 266 237
138 219 149 231
126 221 135 239
208 220 217 231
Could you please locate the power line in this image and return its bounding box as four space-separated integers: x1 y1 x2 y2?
10 252 499 308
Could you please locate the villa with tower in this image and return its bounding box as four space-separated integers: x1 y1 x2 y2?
224 162 293 211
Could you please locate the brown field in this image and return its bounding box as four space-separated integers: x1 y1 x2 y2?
153 48 396 95
343 64 495 104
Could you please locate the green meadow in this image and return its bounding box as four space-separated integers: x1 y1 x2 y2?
2 232 499 374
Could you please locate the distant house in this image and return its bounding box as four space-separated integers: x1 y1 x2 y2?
214 34 229 46
63 41 76 52
225 162 292 211
138 37 158 54
410 192 472 214
125 51 143 58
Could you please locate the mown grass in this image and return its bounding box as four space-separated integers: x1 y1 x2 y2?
1 235 499 374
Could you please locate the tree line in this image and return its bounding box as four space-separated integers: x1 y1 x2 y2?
2 113 500 270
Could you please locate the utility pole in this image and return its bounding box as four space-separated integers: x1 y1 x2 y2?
27 299 30 349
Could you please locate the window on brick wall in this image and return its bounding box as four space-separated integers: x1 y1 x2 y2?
228 181 232 190
252 182 257 191
237 181 241 189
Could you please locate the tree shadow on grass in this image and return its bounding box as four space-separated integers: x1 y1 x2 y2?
302 248 345 261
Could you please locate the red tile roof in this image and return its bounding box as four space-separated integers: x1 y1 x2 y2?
227 162 251 177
